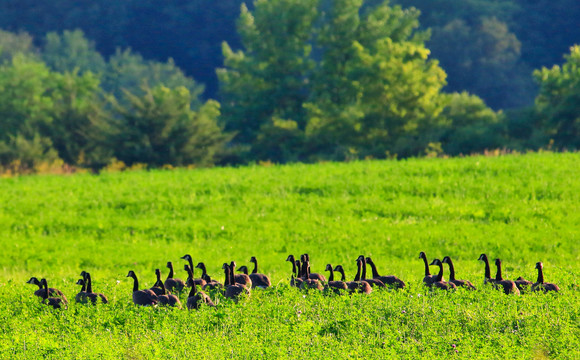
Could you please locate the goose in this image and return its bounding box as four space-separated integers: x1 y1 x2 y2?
223 263 248 300
477 254 496 284
355 256 385 288
493 259 520 295
286 255 303 288
419 252 438 285
184 264 207 288
81 271 108 304
428 259 457 290
193 263 222 291
514 276 533 292
441 256 476 289
186 277 215 310
363 256 403 289
531 262 560 292
165 262 186 293
75 279 88 303
126 270 158 306
40 278 67 309
333 263 371 294
299 259 323 290
149 269 166 296
324 264 348 294
181 255 207 286
27 277 67 303
156 279 182 308
248 256 271 288
231 261 252 288
194 262 214 283
301 254 326 282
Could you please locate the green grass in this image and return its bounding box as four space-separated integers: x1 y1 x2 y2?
0 152 578 359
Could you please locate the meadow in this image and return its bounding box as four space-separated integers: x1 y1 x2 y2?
0 152 578 359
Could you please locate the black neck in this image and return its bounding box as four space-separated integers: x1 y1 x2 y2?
537 266 544 284
130 274 139 292
337 268 346 281
354 261 362 281
422 256 431 276
361 258 367 280
187 258 194 275
483 257 491 279
495 262 503 281
42 280 49 299
198 263 208 277
224 266 230 286
368 259 380 278
436 263 444 282
301 261 308 278
167 263 174 279
447 260 456 281
80 280 86 292
328 268 334 282
229 264 236 285
188 283 197 297
290 258 297 276
251 260 258 274
185 266 194 281
86 273 93 293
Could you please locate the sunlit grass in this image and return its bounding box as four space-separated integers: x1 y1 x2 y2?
0 153 578 358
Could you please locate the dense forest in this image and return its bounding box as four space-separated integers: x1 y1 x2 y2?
0 0 578 172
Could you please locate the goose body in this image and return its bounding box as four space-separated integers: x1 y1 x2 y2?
531 262 560 292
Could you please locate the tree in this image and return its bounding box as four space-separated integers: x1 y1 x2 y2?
439 92 505 155
533 45 580 149
218 0 318 161
219 0 449 162
0 29 37 63
0 55 59 168
94 85 231 167
42 30 107 75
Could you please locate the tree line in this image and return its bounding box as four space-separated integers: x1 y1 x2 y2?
0 0 578 173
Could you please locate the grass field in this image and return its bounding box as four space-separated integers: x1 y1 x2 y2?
0 152 578 359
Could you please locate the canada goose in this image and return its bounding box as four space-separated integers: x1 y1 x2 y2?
299 259 323 290
249 256 271 288
301 254 327 282
194 262 214 283
441 256 476 290
355 256 386 288
428 259 457 290
149 269 166 296
186 277 215 310
286 255 303 288
363 256 403 289
27 277 67 302
126 270 158 306
493 259 520 295
514 276 533 292
230 261 252 288
165 262 186 293
477 254 496 284
184 264 207 288
324 264 348 293
75 279 88 303
419 252 438 285
531 262 560 292
81 272 108 304
40 279 67 309
156 279 182 308
223 263 247 299
193 263 222 291
333 263 371 294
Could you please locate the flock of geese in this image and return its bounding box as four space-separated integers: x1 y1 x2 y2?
26 252 560 310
